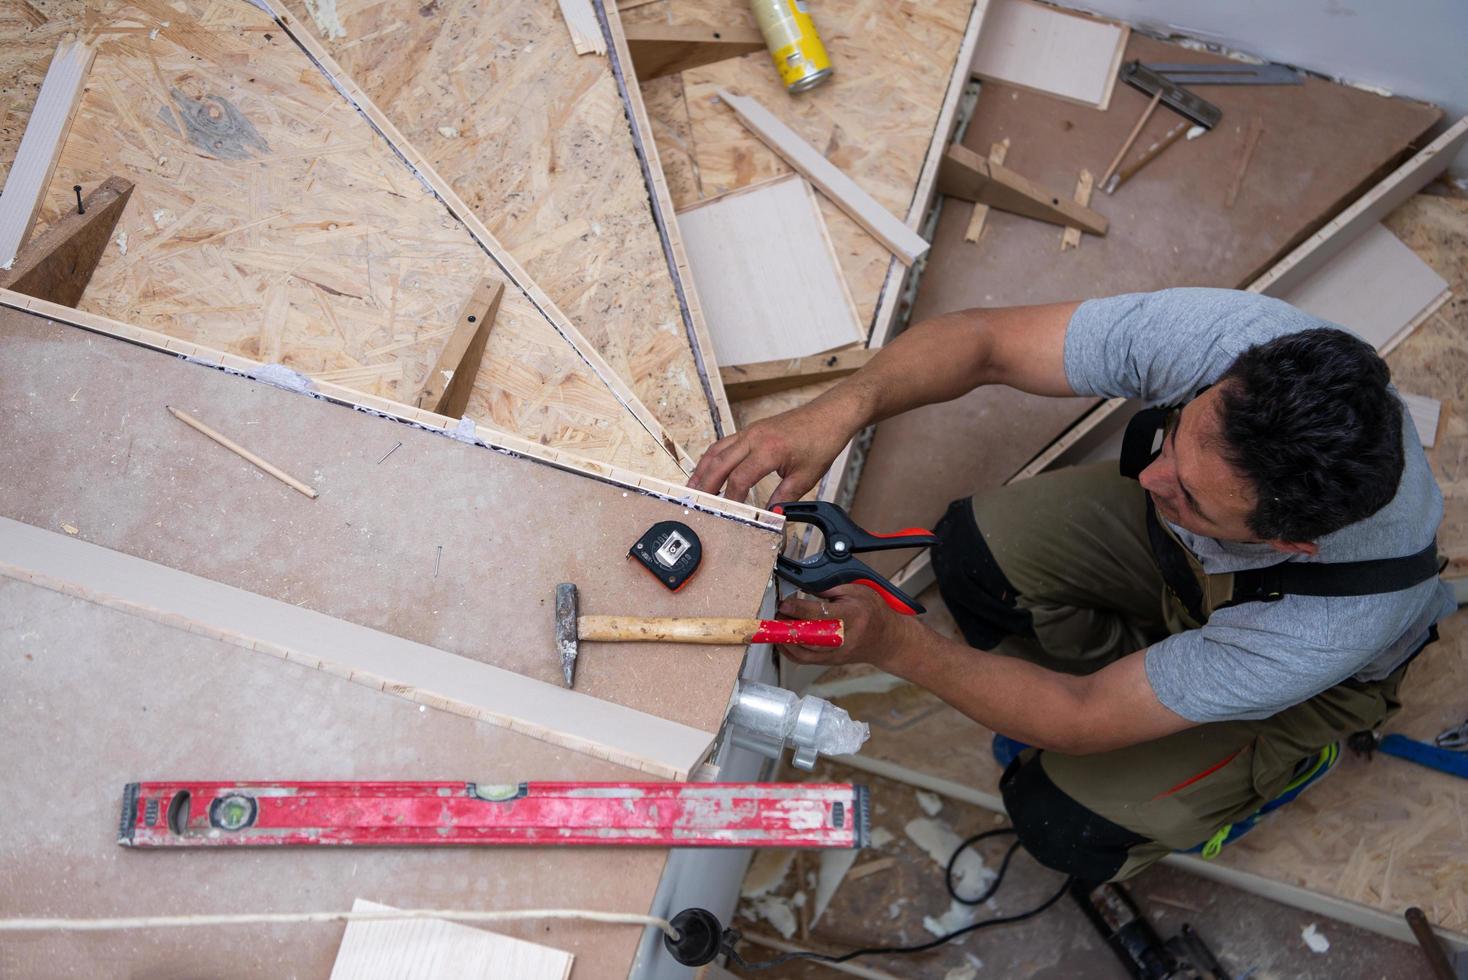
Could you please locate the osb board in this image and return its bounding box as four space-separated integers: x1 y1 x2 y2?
0 578 661 980
275 0 720 460
850 34 1443 577
0 307 780 734
623 0 976 430
833 194 1468 936
1 0 684 482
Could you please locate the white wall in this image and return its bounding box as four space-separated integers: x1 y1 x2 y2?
1058 0 1468 172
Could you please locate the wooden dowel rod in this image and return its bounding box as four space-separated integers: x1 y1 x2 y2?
1099 90 1161 188
167 406 319 499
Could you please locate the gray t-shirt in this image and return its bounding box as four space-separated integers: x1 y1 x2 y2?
1065 288 1453 723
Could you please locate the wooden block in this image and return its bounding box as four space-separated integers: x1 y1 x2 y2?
0 516 717 781
938 143 1108 235
556 0 605 56
962 139 1010 244
716 89 930 265
0 40 95 268
0 176 132 306
1059 169 1094 250
330 900 573 980
678 175 864 366
720 347 878 401
971 0 1128 110
624 24 765 81
416 279 505 419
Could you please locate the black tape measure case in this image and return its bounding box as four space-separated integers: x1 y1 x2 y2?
630 521 702 591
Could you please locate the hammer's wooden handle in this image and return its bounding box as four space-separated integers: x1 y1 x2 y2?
577 616 843 647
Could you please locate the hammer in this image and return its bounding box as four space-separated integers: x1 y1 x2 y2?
555 583 843 688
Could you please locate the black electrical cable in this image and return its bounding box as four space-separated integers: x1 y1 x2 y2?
727 826 1073 970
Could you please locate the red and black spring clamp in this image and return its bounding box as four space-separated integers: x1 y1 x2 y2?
772 500 939 615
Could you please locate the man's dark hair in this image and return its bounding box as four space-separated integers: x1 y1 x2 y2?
1215 328 1404 542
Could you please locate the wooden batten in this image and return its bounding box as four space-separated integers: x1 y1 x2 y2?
0 39 94 268
0 175 132 306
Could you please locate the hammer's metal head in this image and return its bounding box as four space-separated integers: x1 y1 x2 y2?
555 583 578 688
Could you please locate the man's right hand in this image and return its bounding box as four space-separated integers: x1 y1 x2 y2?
687 396 861 505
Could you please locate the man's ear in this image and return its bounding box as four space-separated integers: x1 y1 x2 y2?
1268 539 1319 557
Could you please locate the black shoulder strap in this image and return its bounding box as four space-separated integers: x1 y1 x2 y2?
1225 540 1442 606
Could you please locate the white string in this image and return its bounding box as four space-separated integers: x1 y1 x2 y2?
0 908 679 939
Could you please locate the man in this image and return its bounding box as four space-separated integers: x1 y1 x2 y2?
688 288 1452 881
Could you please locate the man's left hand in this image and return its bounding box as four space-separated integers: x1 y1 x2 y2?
777 584 920 668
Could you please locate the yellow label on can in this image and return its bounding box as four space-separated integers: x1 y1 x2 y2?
750 0 833 93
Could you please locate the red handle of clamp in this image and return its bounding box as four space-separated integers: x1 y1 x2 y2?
854 578 922 616
866 527 935 540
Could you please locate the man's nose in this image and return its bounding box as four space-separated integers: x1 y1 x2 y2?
1138 458 1170 497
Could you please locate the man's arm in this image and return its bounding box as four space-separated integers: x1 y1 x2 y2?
689 302 1081 503
783 585 1192 754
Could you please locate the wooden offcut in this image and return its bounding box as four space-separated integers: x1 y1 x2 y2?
624 23 764 80
938 143 1108 235
971 0 1128 110
416 280 505 419
678 175 864 366
0 175 131 306
715 89 932 265
720 348 879 401
1059 169 1095 250
331 900 574 980
0 39 93 268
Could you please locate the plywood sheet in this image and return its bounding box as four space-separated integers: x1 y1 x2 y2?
850 34 1442 576
0 578 663 979
0 0 685 482
625 0 977 428
331 900 574 980
1279 222 1449 351
0 306 780 734
971 0 1127 110
274 0 722 458
679 175 862 366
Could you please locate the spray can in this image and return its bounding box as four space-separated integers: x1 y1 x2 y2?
749 0 833 94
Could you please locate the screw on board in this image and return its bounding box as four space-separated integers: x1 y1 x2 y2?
376 441 402 464
74 185 84 214
434 545 442 578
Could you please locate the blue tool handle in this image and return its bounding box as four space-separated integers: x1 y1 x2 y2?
1379 733 1468 779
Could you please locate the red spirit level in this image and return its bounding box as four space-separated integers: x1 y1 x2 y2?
119 781 868 849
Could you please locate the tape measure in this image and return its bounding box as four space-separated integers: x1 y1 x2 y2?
629 520 702 591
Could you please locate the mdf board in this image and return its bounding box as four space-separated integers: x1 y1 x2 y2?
1277 222 1450 354
0 515 714 778
274 0 725 459
3 1 685 483
0 579 666 979
331 901 574 980
970 0 1127 110
678 175 863 367
0 305 780 735
848 34 1442 578
623 0 978 424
